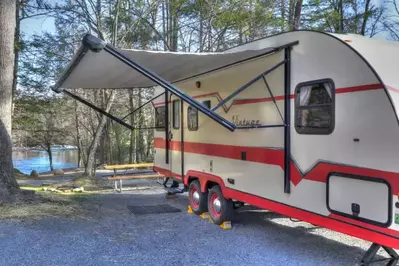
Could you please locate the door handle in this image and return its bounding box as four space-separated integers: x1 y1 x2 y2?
168 132 173 140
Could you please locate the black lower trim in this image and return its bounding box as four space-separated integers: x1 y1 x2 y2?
326 172 392 227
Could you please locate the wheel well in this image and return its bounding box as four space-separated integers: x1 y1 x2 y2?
187 176 220 193
205 181 219 191
187 176 198 185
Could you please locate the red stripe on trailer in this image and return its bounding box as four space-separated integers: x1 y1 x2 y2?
180 169 399 248
387 85 399 93
152 83 384 106
329 213 399 239
153 92 221 106
222 187 399 249
152 166 399 246
335 83 382 94
153 166 182 179
154 139 399 194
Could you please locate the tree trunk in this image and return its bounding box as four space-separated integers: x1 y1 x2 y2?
293 0 303 30
338 0 344 33
0 0 19 196
98 90 107 165
162 0 167 51
136 89 143 162
360 0 371 36
73 96 82 167
288 0 295 30
113 123 122 164
12 0 20 110
47 145 54 172
84 91 116 178
281 0 286 31
199 6 203 52
128 89 135 164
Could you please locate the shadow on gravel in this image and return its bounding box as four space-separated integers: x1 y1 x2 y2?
20 191 391 266
233 207 390 265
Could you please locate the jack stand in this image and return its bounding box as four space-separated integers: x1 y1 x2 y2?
200 213 210 220
206 217 232 230
361 243 399 266
219 221 232 230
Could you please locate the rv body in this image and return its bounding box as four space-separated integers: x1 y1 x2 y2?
52 29 399 254
152 31 399 249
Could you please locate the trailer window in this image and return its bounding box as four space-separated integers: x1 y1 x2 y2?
295 79 335 134
187 106 198 131
202 100 211 108
155 106 166 131
172 100 180 129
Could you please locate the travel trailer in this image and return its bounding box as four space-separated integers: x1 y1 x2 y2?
53 30 399 265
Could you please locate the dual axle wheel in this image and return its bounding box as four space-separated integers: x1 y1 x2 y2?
188 180 233 224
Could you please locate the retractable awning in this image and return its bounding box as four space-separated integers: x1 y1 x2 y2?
52 34 295 131
54 36 282 91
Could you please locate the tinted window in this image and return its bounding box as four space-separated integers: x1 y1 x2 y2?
295 79 335 134
187 106 198 131
173 100 180 129
202 100 211 108
155 106 166 131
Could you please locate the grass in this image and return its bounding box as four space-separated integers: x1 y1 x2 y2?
0 188 96 220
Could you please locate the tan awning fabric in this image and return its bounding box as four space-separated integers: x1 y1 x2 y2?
54 45 279 90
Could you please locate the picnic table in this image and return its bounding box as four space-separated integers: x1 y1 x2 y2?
104 163 165 192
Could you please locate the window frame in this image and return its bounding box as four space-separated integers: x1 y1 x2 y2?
172 99 180 129
187 105 199 131
154 105 166 132
294 78 335 135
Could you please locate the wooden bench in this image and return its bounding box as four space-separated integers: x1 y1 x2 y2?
104 163 155 170
104 163 164 192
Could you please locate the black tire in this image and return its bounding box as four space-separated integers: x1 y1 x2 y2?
188 180 208 215
207 185 234 225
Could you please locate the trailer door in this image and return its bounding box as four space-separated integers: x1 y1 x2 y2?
169 95 183 178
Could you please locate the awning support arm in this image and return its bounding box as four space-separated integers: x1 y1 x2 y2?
211 59 286 112
63 90 134 130
121 91 165 121
283 47 292 194
262 76 284 123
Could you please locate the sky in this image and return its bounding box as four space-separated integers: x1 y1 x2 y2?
21 15 55 37
20 0 395 40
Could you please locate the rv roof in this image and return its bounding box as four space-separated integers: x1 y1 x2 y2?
53 40 289 91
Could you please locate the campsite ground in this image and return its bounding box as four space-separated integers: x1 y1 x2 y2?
1 172 393 266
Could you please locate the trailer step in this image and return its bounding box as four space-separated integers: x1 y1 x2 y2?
166 187 185 194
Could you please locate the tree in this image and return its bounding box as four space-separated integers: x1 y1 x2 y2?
13 96 73 172
302 0 383 36
0 0 20 197
382 0 399 40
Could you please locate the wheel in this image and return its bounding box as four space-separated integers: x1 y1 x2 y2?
188 180 208 215
207 185 234 225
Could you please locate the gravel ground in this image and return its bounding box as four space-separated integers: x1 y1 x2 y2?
0 185 395 266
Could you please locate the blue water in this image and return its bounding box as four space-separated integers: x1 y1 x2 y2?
13 150 79 175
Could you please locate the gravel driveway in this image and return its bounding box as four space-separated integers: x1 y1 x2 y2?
0 186 393 266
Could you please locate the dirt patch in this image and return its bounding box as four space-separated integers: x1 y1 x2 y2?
51 174 112 192
13 168 31 180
